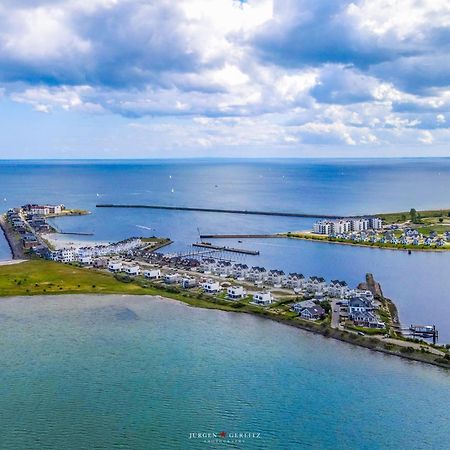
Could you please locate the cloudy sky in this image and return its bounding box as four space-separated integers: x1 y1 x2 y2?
0 0 449 158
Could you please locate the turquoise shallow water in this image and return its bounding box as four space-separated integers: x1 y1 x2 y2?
0 295 449 449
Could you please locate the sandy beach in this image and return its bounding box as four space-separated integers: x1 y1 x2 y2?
41 233 110 250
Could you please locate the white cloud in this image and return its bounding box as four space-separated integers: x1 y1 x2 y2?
0 0 449 155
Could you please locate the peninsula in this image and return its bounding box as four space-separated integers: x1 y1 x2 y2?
1 202 449 370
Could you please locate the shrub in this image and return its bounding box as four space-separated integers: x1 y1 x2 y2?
400 346 415 354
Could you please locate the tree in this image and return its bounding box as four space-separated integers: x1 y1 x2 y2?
439 218 443 223
410 208 417 223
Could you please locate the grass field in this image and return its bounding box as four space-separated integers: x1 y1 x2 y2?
377 209 450 225
0 260 257 313
0 260 149 296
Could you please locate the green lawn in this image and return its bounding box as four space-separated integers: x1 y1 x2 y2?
377 209 450 224
0 260 258 313
0 260 149 296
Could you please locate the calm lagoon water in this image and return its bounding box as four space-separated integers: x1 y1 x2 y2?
0 158 449 339
0 294 449 450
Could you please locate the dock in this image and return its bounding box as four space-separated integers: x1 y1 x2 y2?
402 325 439 344
96 204 348 219
193 242 260 255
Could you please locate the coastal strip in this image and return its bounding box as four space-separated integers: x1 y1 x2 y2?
0 260 448 370
0 215 25 259
96 204 348 219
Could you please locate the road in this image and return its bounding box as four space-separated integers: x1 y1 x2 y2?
330 299 342 329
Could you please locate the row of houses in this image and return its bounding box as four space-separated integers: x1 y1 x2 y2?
313 217 383 235
22 203 65 216
197 259 364 298
347 296 385 328
47 238 145 263
5 208 41 250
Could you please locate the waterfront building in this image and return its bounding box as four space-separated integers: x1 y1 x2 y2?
348 296 374 316
328 280 348 297
232 263 249 280
351 310 385 328
93 257 108 268
252 291 273 306
108 260 123 272
313 220 333 234
124 264 140 276
181 277 197 289
350 218 369 232
202 280 221 294
287 273 305 289
227 286 246 300
312 217 383 235
247 266 267 282
143 269 161 279
164 273 181 284
79 255 92 265
22 203 65 215
291 299 316 313
369 217 383 230
267 269 285 287
299 305 325 321
306 276 326 292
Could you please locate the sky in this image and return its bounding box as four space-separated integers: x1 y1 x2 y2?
0 0 449 159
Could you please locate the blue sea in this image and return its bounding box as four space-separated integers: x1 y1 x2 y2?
0 158 450 449
0 294 449 450
0 158 449 339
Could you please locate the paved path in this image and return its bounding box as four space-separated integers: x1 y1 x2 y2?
373 336 445 356
330 299 342 329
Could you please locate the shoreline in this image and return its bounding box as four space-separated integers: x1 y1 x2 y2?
0 215 24 259
283 234 450 252
1 291 448 370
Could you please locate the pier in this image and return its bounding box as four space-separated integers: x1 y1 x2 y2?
96 204 348 219
193 242 260 255
401 325 439 344
56 231 94 236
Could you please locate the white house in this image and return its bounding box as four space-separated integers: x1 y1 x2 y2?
351 310 384 328
247 266 267 282
267 269 285 287
306 276 326 292
287 273 305 289
348 296 374 316
124 264 140 276
108 261 123 272
328 280 348 297
143 269 161 279
181 277 197 289
202 280 221 294
164 273 181 284
252 291 273 306
79 255 92 265
227 286 246 300
232 264 249 280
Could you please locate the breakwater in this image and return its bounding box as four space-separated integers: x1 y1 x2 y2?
200 234 281 239
96 204 347 219
193 242 260 255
